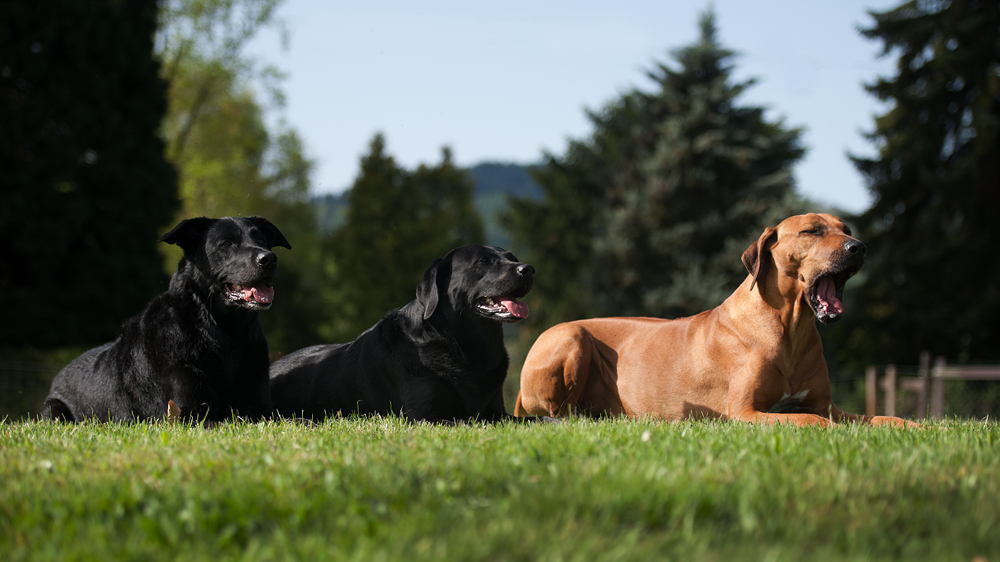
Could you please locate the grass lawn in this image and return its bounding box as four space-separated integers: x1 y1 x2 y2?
1 417 998 561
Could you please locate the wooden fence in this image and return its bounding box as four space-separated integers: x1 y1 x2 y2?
866 352 1000 419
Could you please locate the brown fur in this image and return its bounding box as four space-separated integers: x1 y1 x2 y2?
514 213 916 427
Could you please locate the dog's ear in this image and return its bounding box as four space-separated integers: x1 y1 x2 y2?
416 258 444 320
742 226 777 292
247 216 291 249
158 217 214 256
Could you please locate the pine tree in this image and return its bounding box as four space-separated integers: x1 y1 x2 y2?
505 9 806 332
837 0 1000 366
0 0 179 347
324 134 484 342
596 13 806 317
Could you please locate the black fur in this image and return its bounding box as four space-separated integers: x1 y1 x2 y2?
269 245 534 422
42 216 291 422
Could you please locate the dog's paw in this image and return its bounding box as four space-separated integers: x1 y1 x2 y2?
869 415 921 428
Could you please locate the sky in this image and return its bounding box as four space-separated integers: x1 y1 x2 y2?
247 0 900 214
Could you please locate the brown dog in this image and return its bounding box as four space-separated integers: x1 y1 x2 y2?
514 213 915 427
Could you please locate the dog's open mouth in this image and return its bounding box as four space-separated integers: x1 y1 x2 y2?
808 267 858 324
224 283 274 309
475 291 529 323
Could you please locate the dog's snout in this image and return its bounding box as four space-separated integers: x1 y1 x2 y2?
517 264 535 277
844 240 867 257
257 251 277 268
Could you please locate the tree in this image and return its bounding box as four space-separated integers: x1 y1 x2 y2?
836 0 1000 366
156 0 288 165
324 134 484 342
505 10 807 332
0 0 178 347
155 0 324 353
596 13 806 318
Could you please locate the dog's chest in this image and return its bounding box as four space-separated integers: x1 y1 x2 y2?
190 316 265 385
767 390 810 413
415 349 506 413
217 332 263 378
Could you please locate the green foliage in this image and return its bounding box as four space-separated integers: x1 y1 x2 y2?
505 152 607 330
835 0 1000 367
155 0 325 352
504 10 808 335
2 418 998 561
323 135 484 342
0 0 179 347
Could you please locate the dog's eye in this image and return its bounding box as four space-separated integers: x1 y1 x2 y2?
255 238 266 246
478 257 491 264
800 229 821 236
219 240 234 249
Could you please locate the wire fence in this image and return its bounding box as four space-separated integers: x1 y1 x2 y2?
0 361 60 419
828 375 868 417
860 360 1000 421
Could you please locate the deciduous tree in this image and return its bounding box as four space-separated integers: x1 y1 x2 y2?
155 0 323 352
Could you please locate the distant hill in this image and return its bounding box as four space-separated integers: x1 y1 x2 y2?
313 192 348 233
468 161 542 199
312 161 542 248
468 162 542 248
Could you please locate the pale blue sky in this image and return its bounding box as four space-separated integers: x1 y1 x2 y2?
249 0 900 213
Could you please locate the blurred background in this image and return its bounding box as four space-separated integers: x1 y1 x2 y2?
2 0 997 419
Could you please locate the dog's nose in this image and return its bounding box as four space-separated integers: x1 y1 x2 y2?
517 264 535 277
257 251 277 267
844 240 867 257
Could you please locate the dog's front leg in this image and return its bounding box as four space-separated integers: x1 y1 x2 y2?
827 406 922 428
727 370 835 426
729 407 836 427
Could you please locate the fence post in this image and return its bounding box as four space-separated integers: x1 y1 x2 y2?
865 365 877 417
931 356 946 419
884 364 897 418
916 351 930 420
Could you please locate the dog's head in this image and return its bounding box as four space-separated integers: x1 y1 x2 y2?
416 245 534 324
742 213 865 324
158 216 291 310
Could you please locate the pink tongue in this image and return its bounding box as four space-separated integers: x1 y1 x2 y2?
247 286 274 304
498 296 528 318
817 277 842 315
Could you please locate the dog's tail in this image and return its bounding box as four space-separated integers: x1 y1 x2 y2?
513 391 526 417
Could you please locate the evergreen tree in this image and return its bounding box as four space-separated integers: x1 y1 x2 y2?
503 146 609 331
837 0 1000 366
0 0 179 347
505 10 807 332
325 134 484 342
598 14 806 317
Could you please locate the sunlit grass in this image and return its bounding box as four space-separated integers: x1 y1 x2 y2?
2 417 998 561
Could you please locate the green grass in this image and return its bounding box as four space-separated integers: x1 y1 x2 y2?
2 418 998 562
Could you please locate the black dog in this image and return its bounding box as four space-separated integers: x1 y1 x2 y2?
269 245 533 422
42 216 290 422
